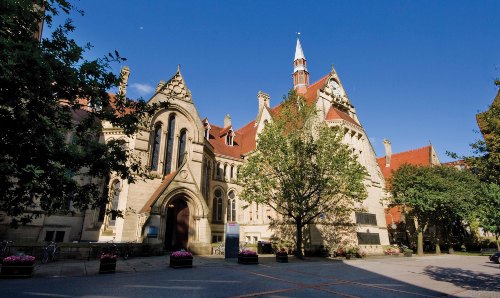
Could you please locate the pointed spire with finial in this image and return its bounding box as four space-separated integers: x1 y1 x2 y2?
293 32 309 94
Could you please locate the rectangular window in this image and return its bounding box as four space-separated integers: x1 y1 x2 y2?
355 212 377 226
357 232 381 245
44 231 55 242
55 231 65 242
212 234 223 243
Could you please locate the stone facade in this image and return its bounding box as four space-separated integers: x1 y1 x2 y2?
1 38 389 254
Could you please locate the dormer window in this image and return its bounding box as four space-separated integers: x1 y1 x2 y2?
226 129 235 146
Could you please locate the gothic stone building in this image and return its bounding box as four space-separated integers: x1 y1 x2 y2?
3 38 390 254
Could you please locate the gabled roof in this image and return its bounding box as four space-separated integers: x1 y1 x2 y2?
204 75 332 158
139 171 177 213
376 145 433 181
326 106 359 126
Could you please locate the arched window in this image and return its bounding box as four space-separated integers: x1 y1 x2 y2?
177 129 187 167
109 180 120 226
230 165 234 180
227 191 236 222
150 124 162 171
223 164 227 180
212 189 223 222
164 115 176 174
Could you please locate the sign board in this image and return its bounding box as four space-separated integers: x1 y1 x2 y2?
225 222 240 259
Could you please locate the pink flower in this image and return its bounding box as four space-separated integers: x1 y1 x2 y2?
239 249 257 256
2 255 36 264
171 250 193 258
100 253 118 261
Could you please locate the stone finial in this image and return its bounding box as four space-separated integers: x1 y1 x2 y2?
155 80 165 93
224 114 232 128
118 66 130 97
257 91 270 111
383 139 392 168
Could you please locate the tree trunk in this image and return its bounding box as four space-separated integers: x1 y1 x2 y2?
295 221 304 259
417 229 424 256
435 224 441 254
414 217 424 256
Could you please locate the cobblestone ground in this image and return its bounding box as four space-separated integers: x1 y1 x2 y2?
1 254 498 297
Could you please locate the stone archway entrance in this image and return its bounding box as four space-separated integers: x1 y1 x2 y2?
165 197 189 250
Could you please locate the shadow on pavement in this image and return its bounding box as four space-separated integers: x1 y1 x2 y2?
422 264 500 292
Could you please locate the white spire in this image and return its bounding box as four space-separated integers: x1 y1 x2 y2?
294 33 305 61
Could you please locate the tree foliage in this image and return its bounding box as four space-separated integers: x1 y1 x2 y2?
390 164 480 255
0 0 163 226
238 91 367 258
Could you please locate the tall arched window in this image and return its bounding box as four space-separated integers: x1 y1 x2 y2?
230 165 234 180
109 180 120 226
150 124 162 171
177 129 187 167
164 115 176 174
223 164 227 180
227 191 236 222
212 189 223 222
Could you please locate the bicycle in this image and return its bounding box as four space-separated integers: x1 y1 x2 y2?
41 241 60 264
0 240 13 260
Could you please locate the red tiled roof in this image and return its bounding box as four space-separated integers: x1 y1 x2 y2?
206 75 329 158
325 106 359 126
139 171 177 213
208 124 244 159
376 146 432 181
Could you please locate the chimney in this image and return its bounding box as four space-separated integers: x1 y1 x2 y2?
118 66 130 97
224 114 232 128
257 91 270 111
383 139 392 167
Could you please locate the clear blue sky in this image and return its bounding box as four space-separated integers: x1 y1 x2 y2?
55 0 499 161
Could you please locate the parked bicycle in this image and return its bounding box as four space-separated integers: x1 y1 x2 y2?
0 240 13 260
41 241 60 264
105 241 134 260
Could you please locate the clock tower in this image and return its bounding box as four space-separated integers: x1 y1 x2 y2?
293 34 309 94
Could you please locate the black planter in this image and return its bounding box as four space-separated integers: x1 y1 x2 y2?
170 256 193 268
345 254 352 260
1 264 34 278
404 252 413 257
99 260 117 273
238 255 258 264
276 255 288 263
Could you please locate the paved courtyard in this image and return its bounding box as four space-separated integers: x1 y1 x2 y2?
1 254 498 297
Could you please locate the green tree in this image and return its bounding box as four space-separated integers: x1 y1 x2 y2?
390 165 480 255
238 91 367 258
0 0 163 226
478 183 500 250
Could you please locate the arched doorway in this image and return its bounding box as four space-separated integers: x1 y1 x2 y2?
165 198 189 250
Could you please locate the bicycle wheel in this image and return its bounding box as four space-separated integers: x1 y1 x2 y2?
53 247 61 261
41 250 49 264
123 251 129 260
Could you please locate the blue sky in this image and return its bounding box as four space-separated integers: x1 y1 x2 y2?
57 0 499 161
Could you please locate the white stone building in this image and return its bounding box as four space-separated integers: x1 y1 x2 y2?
2 37 390 254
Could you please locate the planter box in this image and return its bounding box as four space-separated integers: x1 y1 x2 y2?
99 260 117 274
238 255 258 264
404 252 413 257
276 255 288 263
345 254 352 260
1 264 35 278
170 256 193 268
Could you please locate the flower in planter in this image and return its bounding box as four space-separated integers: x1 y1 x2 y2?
100 253 118 262
239 249 257 256
2 255 36 265
171 249 193 259
276 248 288 256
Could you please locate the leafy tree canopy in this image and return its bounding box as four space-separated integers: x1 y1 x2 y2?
0 0 163 226
390 164 480 254
238 90 367 258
